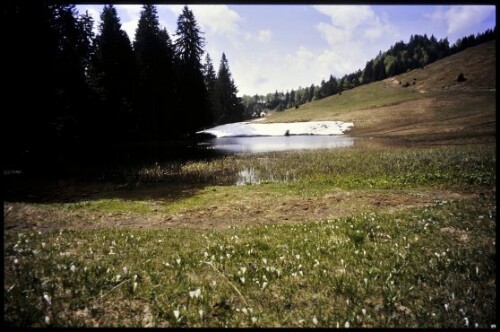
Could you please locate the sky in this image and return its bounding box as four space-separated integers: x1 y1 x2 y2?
76 4 496 96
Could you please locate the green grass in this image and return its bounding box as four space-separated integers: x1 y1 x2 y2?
265 80 420 123
4 143 496 327
132 144 495 188
4 194 496 327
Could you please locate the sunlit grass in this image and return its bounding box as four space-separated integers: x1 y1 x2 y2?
129 144 495 189
4 194 496 327
4 143 496 327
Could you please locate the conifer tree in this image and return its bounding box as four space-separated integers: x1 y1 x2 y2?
91 4 137 141
203 53 217 125
174 5 209 134
134 4 176 140
214 53 243 124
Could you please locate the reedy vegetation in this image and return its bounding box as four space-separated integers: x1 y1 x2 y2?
4 144 496 327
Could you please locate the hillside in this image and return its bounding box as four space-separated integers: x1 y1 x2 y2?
265 40 496 145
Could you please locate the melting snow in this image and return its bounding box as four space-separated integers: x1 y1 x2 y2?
198 121 354 138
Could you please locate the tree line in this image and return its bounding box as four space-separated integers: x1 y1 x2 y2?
242 27 496 117
5 3 243 170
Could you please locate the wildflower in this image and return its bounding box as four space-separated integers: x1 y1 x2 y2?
41 242 46 248
362 308 367 316
199 310 203 319
476 266 479 275
133 282 138 292
189 288 201 299
314 259 320 267
262 258 267 265
240 277 245 284
298 319 305 324
251 317 257 324
70 264 76 273
464 317 469 327
444 304 449 312
313 316 318 325
262 282 268 290
173 309 180 320
176 258 181 265
295 254 300 260
345 321 350 328
45 315 50 325
242 308 248 315
13 258 19 265
240 267 247 274
43 293 51 305
491 324 496 328
475 323 479 328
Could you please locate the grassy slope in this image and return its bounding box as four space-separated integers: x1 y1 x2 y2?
4 41 496 327
265 40 496 144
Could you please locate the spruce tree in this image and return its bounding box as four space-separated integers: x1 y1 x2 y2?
91 4 137 142
214 53 243 125
174 5 209 134
134 4 176 140
203 53 217 125
47 5 95 150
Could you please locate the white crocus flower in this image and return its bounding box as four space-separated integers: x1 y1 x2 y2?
189 288 201 299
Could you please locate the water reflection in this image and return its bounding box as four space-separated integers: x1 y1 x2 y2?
200 135 354 154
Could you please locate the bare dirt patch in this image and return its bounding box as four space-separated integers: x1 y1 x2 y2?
4 188 478 233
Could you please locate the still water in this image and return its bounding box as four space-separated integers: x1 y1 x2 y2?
199 135 354 154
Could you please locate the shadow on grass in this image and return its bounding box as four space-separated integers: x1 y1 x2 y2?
4 141 230 204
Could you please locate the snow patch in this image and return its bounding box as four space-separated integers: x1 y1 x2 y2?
198 121 354 138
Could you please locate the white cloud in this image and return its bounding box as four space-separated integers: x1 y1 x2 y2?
314 5 375 30
76 5 101 21
115 5 143 41
284 46 315 72
314 5 396 47
311 5 398 79
316 22 350 44
166 5 241 37
427 6 494 36
75 5 102 34
257 29 272 42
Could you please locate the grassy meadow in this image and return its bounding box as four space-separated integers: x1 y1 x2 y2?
4 42 496 327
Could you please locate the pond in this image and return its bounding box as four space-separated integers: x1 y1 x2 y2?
198 135 355 154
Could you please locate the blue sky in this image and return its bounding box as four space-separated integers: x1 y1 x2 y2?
76 4 496 96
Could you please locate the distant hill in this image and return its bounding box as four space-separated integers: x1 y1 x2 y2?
265 40 496 145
